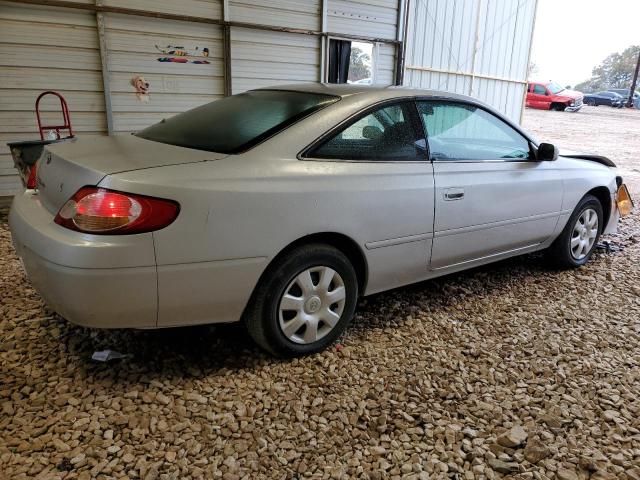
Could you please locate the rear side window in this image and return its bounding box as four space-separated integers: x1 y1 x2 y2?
136 90 339 154
307 102 426 161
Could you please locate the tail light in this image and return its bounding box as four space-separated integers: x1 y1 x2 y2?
54 187 180 234
26 163 38 189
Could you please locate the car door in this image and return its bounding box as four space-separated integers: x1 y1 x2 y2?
416 100 563 270
531 84 549 109
525 84 534 108
304 100 435 293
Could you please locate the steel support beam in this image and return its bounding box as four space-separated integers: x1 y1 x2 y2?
95 0 113 134
395 0 410 85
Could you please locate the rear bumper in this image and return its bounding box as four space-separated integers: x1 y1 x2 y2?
9 190 157 328
9 190 267 329
16 244 158 328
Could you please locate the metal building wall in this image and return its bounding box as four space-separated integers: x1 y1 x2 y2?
228 0 321 94
103 0 222 19
231 28 321 93
404 0 537 122
0 1 106 197
103 13 225 133
229 0 319 30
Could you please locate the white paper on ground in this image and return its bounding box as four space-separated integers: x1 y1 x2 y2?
91 350 130 362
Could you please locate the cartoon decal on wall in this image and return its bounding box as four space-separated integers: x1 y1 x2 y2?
155 45 210 64
131 75 150 102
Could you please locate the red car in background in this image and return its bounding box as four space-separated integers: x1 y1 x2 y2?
526 81 584 112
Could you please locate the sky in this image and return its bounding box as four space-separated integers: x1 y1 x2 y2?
530 0 640 87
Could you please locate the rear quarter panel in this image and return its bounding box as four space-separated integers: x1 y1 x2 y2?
101 155 435 297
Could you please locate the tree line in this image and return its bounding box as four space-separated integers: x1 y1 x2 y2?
574 45 639 93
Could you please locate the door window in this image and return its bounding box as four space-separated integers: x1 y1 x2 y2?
307 102 426 161
417 101 531 161
533 85 546 95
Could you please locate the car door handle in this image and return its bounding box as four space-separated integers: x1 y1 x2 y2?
444 188 465 201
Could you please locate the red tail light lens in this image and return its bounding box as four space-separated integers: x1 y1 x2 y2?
54 187 179 234
26 162 38 189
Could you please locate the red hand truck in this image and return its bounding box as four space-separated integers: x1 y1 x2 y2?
35 91 74 140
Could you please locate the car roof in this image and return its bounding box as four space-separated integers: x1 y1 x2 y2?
254 82 481 104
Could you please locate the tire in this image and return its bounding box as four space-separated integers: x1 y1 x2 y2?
551 103 567 112
244 244 358 357
546 194 603 269
586 99 596 106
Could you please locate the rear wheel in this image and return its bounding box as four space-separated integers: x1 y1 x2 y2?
546 195 603 268
245 244 358 356
586 99 596 106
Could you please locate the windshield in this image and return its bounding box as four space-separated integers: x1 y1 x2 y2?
547 82 565 94
137 90 339 154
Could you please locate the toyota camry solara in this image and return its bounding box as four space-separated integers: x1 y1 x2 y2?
9 85 634 356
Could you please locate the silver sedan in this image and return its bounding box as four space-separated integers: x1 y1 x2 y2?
9 85 633 356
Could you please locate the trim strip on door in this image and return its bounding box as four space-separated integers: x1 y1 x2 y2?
434 211 562 238
365 232 432 250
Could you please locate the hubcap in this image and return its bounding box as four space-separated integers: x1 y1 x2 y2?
570 208 598 260
278 266 346 345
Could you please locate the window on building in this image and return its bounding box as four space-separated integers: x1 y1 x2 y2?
307 102 425 161
327 39 374 84
417 101 531 161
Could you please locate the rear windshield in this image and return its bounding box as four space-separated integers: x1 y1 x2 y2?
136 90 339 154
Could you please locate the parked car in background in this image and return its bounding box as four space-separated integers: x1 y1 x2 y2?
526 81 584 111
9 85 633 356
607 88 639 106
583 91 625 108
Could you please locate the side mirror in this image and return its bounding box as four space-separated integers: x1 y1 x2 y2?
537 142 559 161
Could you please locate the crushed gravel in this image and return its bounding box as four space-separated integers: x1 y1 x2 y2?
1 107 639 479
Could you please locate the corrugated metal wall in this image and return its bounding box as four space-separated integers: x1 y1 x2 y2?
104 13 225 133
404 0 537 122
229 0 321 93
230 0 319 30
103 0 222 20
327 0 398 39
231 28 321 93
0 1 106 196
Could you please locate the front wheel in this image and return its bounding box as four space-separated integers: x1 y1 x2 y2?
546 195 603 268
245 244 358 356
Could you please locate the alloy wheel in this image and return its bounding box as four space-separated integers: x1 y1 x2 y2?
570 208 598 260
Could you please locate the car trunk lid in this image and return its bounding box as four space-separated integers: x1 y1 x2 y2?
33 135 227 213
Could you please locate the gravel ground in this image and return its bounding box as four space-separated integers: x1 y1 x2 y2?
1 106 639 480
